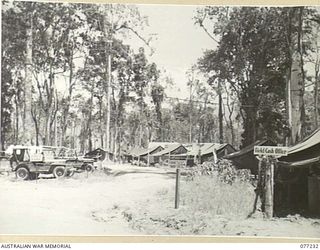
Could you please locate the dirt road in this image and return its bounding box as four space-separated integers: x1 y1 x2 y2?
0 164 175 235
1 164 319 238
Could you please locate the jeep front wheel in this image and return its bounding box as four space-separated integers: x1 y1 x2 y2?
16 167 29 180
53 166 66 178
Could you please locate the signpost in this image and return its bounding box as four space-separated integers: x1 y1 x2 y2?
254 146 288 157
254 146 288 218
175 168 180 209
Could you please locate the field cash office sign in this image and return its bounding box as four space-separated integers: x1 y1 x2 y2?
254 146 288 156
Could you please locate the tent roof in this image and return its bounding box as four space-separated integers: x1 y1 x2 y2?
224 139 275 159
278 156 320 168
286 128 320 155
278 128 320 165
137 145 164 157
149 142 180 149
171 143 233 157
152 144 184 156
129 147 145 157
186 143 230 156
203 143 232 155
129 146 164 157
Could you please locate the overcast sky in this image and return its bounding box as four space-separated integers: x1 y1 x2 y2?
57 4 215 100
132 4 216 98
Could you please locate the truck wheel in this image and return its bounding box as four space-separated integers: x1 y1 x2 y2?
16 167 29 180
85 164 93 172
53 166 66 178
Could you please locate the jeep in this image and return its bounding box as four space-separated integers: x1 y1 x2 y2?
9 146 76 180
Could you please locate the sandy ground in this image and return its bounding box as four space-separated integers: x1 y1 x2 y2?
0 163 319 238
0 164 175 235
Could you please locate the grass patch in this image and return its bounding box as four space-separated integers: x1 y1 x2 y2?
181 175 256 218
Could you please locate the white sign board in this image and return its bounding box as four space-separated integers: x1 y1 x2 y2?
254 146 288 156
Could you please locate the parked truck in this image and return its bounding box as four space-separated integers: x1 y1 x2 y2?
53 147 96 172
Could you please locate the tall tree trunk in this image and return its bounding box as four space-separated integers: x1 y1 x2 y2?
289 7 305 144
61 55 74 147
315 65 319 129
87 84 94 152
113 126 118 161
314 31 319 129
24 10 34 145
14 97 19 144
31 108 40 146
98 96 104 148
218 81 224 144
102 5 113 158
45 114 51 145
189 83 193 143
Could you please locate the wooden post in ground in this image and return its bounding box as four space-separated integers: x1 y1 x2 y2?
265 157 274 218
175 168 181 209
250 157 262 216
254 146 287 219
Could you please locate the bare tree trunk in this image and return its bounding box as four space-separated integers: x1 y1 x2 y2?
54 90 58 146
71 120 75 149
61 55 74 147
189 83 193 143
314 30 319 129
289 7 305 144
31 108 40 146
98 96 104 148
14 97 19 144
113 126 118 161
218 81 224 144
315 65 319 128
45 115 51 145
87 84 94 152
223 85 235 145
102 5 113 158
24 11 34 145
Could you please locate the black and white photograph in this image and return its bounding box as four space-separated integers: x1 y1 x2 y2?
0 0 320 239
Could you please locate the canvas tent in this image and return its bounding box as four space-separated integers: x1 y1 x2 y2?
278 128 320 167
200 143 236 162
174 143 236 166
152 144 188 166
276 128 320 215
224 139 275 175
133 145 164 165
127 145 165 165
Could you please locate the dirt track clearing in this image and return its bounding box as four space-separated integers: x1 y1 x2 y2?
1 164 319 238
0 164 175 235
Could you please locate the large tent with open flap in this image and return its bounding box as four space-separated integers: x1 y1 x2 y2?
276 128 320 216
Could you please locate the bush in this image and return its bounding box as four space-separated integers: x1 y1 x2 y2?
187 160 253 185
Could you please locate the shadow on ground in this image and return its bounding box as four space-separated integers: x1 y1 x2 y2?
111 169 176 179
